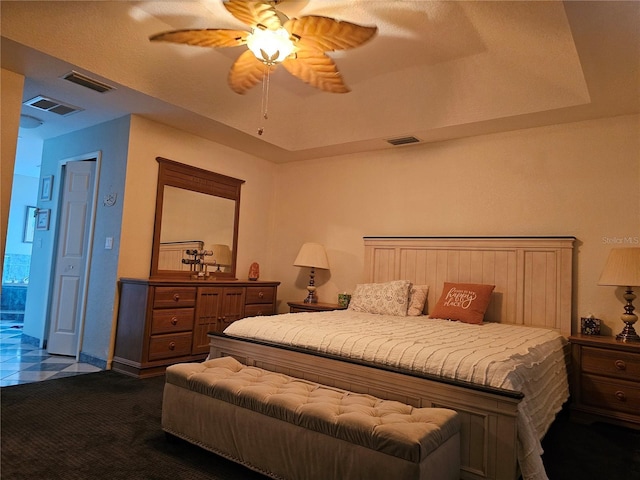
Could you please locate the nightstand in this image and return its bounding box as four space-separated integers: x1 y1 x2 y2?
569 335 640 429
287 301 347 313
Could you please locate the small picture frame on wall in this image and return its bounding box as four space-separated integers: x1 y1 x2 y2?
23 206 37 243
36 209 50 231
40 175 53 201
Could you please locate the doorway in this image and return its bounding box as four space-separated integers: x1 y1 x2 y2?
47 158 97 358
1 137 42 325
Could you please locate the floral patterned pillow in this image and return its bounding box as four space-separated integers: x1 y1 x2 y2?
348 280 411 316
407 284 429 316
429 282 495 324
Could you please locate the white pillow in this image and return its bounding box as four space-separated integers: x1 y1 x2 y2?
348 280 411 316
407 284 429 316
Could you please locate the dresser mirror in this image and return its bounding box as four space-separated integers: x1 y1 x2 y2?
150 157 244 280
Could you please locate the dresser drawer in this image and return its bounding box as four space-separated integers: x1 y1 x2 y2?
245 286 275 304
148 332 193 360
580 373 640 416
582 346 640 381
151 308 194 334
244 304 275 318
153 287 197 308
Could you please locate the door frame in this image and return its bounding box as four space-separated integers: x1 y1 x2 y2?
45 151 102 360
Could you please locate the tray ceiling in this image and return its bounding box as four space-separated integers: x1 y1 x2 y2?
2 1 639 163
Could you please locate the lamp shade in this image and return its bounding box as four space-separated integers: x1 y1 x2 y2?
211 244 232 267
294 243 330 270
598 248 640 286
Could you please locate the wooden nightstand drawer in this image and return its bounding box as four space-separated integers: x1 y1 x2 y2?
245 286 275 304
151 308 194 334
244 304 275 318
580 373 640 416
153 287 197 308
148 332 193 360
582 346 640 381
569 335 640 429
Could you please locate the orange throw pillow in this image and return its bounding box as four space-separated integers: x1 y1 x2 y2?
430 282 495 324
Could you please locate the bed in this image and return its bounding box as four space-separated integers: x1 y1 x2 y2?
208 236 575 480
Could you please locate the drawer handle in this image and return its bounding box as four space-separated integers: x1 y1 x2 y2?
614 390 627 402
258 291 264 299
257 310 263 316
168 342 176 351
171 317 178 326
173 294 180 302
614 360 626 371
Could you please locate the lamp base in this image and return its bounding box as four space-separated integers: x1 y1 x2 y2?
616 323 640 342
616 288 639 342
303 285 317 304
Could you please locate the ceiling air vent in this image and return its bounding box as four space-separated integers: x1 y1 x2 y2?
23 96 83 116
386 136 421 146
62 71 115 93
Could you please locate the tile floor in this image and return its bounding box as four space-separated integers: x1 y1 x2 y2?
0 320 102 387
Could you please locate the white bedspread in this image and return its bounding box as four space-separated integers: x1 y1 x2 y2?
224 311 570 480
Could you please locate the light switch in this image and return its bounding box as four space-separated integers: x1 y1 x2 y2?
105 237 113 250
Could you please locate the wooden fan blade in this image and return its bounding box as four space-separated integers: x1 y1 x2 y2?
224 0 282 30
150 29 248 48
229 49 276 94
285 16 377 52
282 51 349 93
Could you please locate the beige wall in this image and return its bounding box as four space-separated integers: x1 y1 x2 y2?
119 115 278 282
270 114 640 335
4 92 638 352
112 116 278 361
0 68 24 269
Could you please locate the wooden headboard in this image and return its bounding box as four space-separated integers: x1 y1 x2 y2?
158 240 204 271
364 236 575 336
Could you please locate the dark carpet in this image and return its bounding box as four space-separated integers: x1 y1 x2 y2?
1 371 268 480
1 370 638 480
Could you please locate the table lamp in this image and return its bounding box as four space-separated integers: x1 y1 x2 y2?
598 247 640 342
211 244 232 272
294 242 330 303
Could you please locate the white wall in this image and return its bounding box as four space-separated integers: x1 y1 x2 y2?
270 114 640 336
4 174 38 259
23 116 131 363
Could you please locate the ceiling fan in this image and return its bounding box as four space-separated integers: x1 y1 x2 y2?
149 0 378 95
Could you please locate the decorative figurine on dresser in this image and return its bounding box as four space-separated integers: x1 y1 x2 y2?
248 262 260 281
112 158 279 378
569 247 640 429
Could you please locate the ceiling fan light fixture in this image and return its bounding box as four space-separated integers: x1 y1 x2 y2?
246 27 295 65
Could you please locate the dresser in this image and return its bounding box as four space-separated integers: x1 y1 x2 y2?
113 278 279 377
569 335 640 429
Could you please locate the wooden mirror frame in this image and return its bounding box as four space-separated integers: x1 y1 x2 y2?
150 157 244 280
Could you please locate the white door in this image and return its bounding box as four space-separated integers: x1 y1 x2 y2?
47 160 96 356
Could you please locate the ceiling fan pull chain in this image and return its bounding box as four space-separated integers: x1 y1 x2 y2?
264 67 271 121
258 66 271 136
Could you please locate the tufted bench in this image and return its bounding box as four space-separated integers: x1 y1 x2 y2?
162 356 461 480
